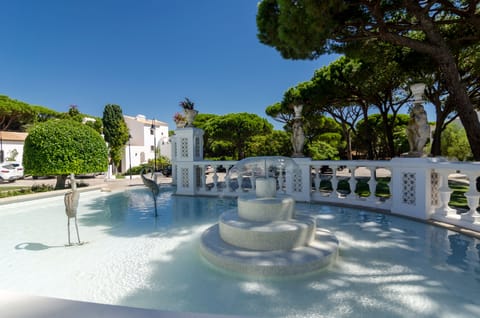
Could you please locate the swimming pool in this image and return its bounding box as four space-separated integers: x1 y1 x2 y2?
1 187 479 317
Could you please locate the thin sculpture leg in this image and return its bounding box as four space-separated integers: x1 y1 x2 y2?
64 173 81 246
74 217 81 244
67 218 72 246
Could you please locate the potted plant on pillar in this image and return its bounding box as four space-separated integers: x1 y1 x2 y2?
179 97 198 127
173 112 186 128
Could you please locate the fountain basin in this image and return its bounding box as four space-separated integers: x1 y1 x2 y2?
238 194 295 222
219 211 315 250
200 226 339 276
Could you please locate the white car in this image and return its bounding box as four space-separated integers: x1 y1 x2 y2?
7 162 24 179
0 163 17 182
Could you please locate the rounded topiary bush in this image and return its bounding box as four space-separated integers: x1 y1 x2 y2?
24 119 108 188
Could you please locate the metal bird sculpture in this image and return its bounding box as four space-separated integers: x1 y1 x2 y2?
141 167 160 217
64 173 81 245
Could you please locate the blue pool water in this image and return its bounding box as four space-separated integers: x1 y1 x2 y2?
1 186 480 317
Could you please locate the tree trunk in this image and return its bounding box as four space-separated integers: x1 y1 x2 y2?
384 115 396 159
55 174 68 190
345 126 352 160
438 60 480 160
430 123 442 157
338 121 352 160
361 106 375 160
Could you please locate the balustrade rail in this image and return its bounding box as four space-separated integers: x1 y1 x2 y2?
174 158 480 234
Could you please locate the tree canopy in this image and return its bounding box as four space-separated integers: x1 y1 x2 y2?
0 95 38 131
23 119 108 189
202 113 273 160
257 0 480 160
102 104 130 172
0 95 96 132
268 52 414 159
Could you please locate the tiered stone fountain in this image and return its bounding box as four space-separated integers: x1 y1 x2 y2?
200 157 339 276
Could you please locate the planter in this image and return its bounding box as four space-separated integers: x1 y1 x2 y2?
185 109 198 127
175 121 186 129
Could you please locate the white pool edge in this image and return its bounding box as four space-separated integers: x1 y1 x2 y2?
0 290 244 318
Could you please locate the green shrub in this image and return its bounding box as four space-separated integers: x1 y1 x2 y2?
31 183 55 192
23 119 108 189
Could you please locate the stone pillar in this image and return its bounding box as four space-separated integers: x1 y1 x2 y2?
390 157 440 220
171 127 204 194
288 157 312 202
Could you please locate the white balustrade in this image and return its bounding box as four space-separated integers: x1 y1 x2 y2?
330 165 339 198
347 165 357 199
313 166 321 193
212 165 219 192
435 169 457 218
462 172 480 223
367 166 377 202
175 157 480 233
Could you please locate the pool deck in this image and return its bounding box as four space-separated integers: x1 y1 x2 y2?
0 291 243 318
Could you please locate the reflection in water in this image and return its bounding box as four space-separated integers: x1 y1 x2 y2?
447 234 470 271
477 244 480 282
86 187 238 234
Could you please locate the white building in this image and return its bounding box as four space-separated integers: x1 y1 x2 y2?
121 114 171 173
0 131 27 163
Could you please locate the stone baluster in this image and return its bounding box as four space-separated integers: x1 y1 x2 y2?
330 165 338 198
278 166 285 193
387 168 393 202
347 166 357 199
462 172 480 223
313 167 321 193
436 169 456 217
200 165 208 191
367 166 377 202
212 165 219 192
224 172 232 193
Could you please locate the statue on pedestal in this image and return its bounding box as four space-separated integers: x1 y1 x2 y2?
404 83 430 157
291 105 305 158
406 104 430 157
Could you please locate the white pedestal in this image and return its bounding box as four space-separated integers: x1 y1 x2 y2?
390 157 435 220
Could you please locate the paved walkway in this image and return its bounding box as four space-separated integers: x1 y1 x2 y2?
0 174 172 189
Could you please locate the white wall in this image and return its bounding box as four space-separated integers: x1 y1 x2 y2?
122 115 171 173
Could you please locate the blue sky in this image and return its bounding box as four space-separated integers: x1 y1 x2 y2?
0 0 337 130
